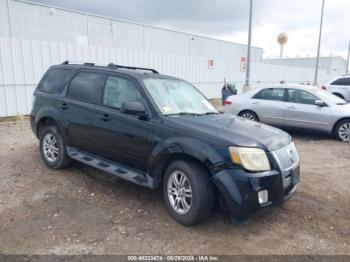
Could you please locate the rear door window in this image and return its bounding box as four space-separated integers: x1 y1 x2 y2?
67 72 105 104
331 78 350 86
40 68 74 94
253 88 285 101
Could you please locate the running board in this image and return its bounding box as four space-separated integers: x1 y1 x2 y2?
66 147 156 188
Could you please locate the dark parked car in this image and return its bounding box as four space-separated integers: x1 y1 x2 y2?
30 61 300 225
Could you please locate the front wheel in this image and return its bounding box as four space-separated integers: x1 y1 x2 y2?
238 110 259 121
334 119 350 142
163 160 214 226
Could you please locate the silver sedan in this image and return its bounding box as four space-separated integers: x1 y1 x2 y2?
223 84 350 141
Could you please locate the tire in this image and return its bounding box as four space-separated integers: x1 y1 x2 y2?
334 119 350 142
163 160 214 226
238 110 259 121
39 125 71 169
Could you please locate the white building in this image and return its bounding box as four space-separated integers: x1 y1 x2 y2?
0 0 338 117
264 56 348 76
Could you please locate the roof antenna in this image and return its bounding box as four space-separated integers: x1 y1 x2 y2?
61 60 69 65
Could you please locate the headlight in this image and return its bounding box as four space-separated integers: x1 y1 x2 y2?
229 146 271 172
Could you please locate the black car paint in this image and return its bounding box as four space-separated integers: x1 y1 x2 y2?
31 64 298 220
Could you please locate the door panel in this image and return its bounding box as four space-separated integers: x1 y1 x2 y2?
93 107 153 171
252 88 286 127
58 98 100 153
59 71 105 153
285 89 332 131
93 75 154 172
254 100 286 126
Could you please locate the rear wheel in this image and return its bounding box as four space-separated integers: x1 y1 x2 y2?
238 110 259 121
334 119 350 142
163 160 214 226
39 125 71 169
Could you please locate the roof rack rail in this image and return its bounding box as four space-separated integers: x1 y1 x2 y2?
107 63 159 74
61 60 69 65
84 62 95 66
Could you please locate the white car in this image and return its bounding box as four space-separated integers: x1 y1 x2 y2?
223 84 350 141
323 76 350 101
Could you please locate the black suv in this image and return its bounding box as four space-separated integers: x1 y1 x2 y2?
30 61 300 225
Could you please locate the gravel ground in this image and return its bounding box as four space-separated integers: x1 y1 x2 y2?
0 122 349 255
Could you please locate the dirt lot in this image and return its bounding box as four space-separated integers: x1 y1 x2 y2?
0 122 349 255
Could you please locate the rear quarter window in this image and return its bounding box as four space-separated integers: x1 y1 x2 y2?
67 72 105 104
39 68 74 94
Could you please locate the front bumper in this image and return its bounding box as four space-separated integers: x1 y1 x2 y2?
211 165 299 220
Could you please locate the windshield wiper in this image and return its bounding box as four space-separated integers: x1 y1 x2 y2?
199 112 219 115
165 112 201 116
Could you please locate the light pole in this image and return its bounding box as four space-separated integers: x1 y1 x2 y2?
314 0 325 85
346 40 350 75
245 0 253 87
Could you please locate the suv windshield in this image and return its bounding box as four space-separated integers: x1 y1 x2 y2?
143 78 218 116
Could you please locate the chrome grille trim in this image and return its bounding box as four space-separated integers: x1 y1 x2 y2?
271 142 299 172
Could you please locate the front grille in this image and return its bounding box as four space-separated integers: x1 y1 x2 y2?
271 142 299 172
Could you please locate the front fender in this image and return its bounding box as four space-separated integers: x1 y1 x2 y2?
147 136 231 185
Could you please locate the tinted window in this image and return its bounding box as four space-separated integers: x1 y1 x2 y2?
68 72 104 103
331 78 350 86
253 88 285 101
103 76 143 109
40 68 74 94
288 89 318 105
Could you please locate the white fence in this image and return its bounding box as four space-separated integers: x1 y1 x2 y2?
0 37 333 117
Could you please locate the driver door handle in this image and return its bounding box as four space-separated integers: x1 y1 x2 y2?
252 101 260 105
287 105 296 109
59 103 69 110
98 114 111 122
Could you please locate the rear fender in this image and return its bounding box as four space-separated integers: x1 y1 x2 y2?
34 106 69 141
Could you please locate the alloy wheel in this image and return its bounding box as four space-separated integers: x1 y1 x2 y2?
338 122 350 141
42 133 59 162
241 112 256 121
167 170 193 215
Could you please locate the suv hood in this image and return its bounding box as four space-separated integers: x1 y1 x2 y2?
166 114 291 151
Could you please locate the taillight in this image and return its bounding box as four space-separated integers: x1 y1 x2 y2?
321 85 327 90
225 100 232 105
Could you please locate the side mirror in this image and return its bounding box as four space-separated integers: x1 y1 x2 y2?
121 101 147 116
314 100 327 107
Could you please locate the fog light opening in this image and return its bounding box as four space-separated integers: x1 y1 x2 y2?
258 190 268 204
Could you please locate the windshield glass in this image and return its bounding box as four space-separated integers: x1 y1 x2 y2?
143 78 218 115
313 88 346 104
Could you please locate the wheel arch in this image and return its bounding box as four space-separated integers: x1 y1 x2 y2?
332 117 350 134
149 152 214 189
36 116 59 136
35 114 69 144
34 106 68 138
332 92 345 99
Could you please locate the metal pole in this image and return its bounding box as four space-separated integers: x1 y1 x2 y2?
346 40 350 75
245 0 253 87
7 0 13 38
280 45 283 58
314 0 325 85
